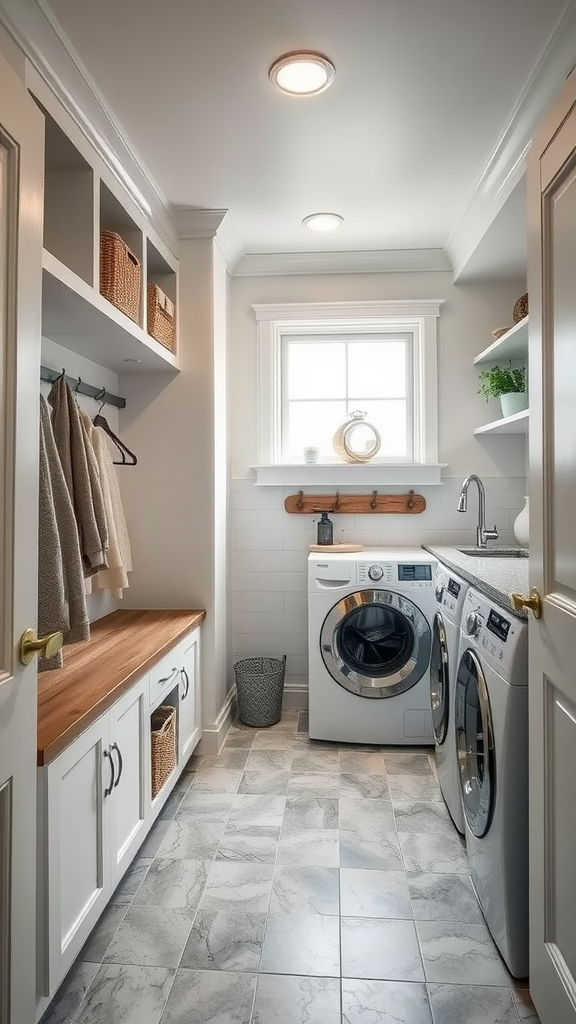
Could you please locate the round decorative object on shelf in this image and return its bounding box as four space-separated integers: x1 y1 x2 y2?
513 292 529 323
333 410 381 463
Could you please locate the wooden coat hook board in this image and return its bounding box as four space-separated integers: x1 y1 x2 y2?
284 490 426 515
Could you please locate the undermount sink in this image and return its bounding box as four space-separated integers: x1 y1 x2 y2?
457 547 529 558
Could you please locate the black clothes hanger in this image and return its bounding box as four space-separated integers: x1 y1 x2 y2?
93 393 137 466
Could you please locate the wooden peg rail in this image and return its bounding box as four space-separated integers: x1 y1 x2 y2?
284 490 426 515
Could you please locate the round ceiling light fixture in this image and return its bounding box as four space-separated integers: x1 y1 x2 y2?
268 51 335 96
302 212 344 232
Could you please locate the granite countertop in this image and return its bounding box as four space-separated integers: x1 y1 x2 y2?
423 544 530 618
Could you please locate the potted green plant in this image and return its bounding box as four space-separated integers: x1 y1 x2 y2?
478 362 527 418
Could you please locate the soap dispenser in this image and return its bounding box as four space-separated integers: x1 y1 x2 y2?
317 511 334 546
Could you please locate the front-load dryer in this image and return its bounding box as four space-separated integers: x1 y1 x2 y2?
430 563 469 834
455 586 529 978
308 548 437 745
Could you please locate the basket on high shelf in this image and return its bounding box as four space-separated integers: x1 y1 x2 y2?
147 282 176 352
99 230 141 324
150 704 176 798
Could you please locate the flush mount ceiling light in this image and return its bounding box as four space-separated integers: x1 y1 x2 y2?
302 212 344 231
268 51 335 96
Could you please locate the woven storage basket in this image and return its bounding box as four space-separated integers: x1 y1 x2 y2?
150 704 176 798
233 655 286 728
100 230 141 324
513 292 529 323
147 282 175 351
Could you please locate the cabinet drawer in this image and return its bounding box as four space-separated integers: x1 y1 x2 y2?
149 645 182 708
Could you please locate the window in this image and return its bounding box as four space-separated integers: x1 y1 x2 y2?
253 300 443 478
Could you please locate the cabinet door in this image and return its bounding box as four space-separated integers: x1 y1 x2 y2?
108 681 147 887
40 717 111 997
179 630 201 762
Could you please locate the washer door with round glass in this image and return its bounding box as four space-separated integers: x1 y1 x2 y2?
320 589 431 698
455 648 495 837
430 612 449 743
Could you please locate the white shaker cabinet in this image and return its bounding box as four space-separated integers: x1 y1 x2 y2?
107 681 149 889
37 675 148 1001
179 628 201 762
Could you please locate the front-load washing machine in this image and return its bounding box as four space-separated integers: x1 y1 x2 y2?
308 548 437 745
455 586 529 977
430 563 469 834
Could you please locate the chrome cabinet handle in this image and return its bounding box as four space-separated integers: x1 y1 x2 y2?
110 742 123 787
103 748 115 797
181 667 190 699
157 667 178 685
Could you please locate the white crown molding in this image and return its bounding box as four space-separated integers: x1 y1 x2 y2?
235 248 451 278
0 0 177 248
173 208 245 274
251 299 445 321
447 1 576 281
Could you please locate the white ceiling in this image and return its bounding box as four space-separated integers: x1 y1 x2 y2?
45 0 573 276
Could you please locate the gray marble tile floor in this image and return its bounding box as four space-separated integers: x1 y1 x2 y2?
41 710 541 1024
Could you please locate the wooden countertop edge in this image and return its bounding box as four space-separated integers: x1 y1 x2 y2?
37 608 206 767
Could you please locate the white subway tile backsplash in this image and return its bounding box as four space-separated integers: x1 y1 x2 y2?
233 591 285 613
231 474 526 691
284 593 308 615
234 529 286 551
258 572 307 593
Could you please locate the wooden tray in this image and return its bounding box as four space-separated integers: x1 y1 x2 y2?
308 543 364 552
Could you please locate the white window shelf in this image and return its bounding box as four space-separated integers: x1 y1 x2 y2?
473 409 529 435
251 463 446 487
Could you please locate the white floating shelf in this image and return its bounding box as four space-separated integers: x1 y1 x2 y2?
474 317 529 365
41 250 179 374
474 409 529 435
251 463 447 486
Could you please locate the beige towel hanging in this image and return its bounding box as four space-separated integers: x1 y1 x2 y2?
80 410 132 597
48 376 109 575
38 396 89 670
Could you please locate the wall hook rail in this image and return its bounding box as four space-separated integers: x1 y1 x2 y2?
40 365 127 410
284 491 426 515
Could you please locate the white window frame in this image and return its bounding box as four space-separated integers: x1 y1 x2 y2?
252 300 445 485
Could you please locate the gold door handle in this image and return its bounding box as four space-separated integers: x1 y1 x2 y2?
19 628 63 665
509 587 543 619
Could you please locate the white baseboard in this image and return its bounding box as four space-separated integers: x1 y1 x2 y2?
196 687 238 755
282 684 309 710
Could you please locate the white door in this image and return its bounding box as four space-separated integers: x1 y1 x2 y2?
0 55 45 1024
527 68 576 1024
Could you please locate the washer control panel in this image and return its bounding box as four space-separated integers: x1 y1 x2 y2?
434 564 468 622
460 587 527 677
357 562 433 589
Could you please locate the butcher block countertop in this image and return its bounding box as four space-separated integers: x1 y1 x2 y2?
37 608 206 766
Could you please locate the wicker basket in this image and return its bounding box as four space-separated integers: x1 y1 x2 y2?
100 230 141 324
513 292 529 323
150 704 176 798
147 282 175 351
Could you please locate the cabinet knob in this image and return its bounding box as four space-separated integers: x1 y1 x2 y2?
510 587 542 619
19 628 63 666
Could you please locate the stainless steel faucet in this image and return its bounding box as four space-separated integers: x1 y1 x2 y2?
457 474 499 549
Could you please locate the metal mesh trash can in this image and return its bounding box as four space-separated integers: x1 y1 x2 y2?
233 655 286 727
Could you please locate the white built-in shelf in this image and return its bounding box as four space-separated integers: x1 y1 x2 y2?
251 463 446 487
42 250 179 374
473 409 529 435
474 317 529 365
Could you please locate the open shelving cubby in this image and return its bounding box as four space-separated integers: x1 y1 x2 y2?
41 103 94 287
473 316 529 435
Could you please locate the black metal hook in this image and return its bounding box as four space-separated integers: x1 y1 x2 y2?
371 490 378 510
407 489 415 510
297 490 304 511
74 376 82 393
334 491 340 512
95 387 107 414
